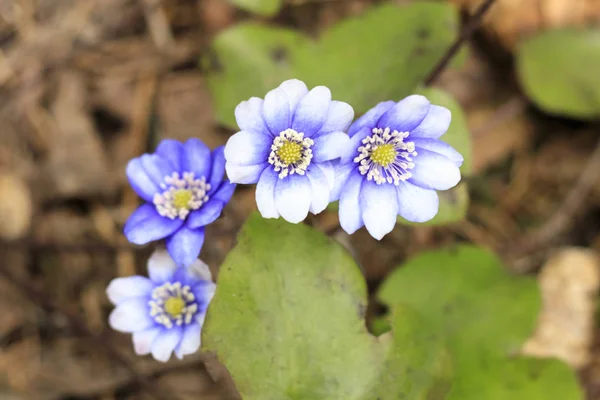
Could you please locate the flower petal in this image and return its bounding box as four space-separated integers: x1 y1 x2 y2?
133 327 162 355
274 174 311 223
263 87 290 135
396 181 439 222
124 204 183 245
140 154 175 186
330 162 356 202
359 181 399 240
378 95 430 132
318 161 335 193
312 131 350 163
186 258 213 282
155 140 185 171
256 167 279 218
224 130 270 166
175 324 201 360
109 298 153 333
348 101 395 136
339 170 364 234
126 158 159 201
410 105 451 139
235 97 269 136
147 249 178 283
317 101 354 136
193 282 216 306
106 276 153 305
292 86 331 137
412 138 464 167
212 181 236 203
209 146 226 188
187 200 224 229
182 138 212 179
306 166 330 214
339 126 371 164
151 327 183 362
279 79 309 114
410 149 461 190
166 225 205 267
225 162 267 184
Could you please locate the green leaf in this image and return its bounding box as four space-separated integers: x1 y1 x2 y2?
227 0 282 17
378 246 583 400
517 28 600 119
205 2 462 128
203 214 452 399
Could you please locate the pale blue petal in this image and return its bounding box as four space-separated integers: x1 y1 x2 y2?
317 161 335 194
186 258 213 283
330 162 356 202
182 138 212 179
106 276 153 305
193 282 216 307
306 166 330 214
359 181 399 240
412 138 463 167
317 101 354 136
339 126 371 164
263 87 290 135
292 86 331 137
279 79 308 114
275 174 311 223
166 225 205 268
147 249 178 283
339 171 364 234
151 327 183 362
378 95 430 132
312 131 350 163
235 97 269 136
209 147 226 188
256 167 279 218
225 162 267 184
187 200 224 229
109 298 154 333
211 181 236 203
124 204 183 245
126 158 159 201
396 182 439 222
224 130 270 166
155 140 184 171
140 154 175 186
348 101 395 136
175 324 201 360
409 149 461 190
410 105 451 139
133 327 162 355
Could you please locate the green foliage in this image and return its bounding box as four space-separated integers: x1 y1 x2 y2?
378 246 583 400
202 215 452 400
517 28 600 119
205 2 462 128
227 0 282 17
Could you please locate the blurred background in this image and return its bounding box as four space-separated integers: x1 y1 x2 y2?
2 0 600 399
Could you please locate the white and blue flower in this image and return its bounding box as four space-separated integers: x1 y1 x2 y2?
224 79 354 223
333 95 463 240
124 139 235 267
107 249 216 362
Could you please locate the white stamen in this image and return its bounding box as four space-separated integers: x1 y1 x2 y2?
148 282 199 329
268 128 314 179
152 171 211 220
353 127 418 185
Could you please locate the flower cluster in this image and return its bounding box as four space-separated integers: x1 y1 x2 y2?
108 78 463 363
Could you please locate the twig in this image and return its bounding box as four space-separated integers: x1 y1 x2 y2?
0 266 173 400
423 0 496 86
508 132 600 273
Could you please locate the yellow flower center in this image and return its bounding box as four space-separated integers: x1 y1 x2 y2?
276 141 303 166
172 189 193 210
164 296 186 318
370 144 397 167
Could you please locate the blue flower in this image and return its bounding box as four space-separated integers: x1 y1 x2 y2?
224 79 354 223
124 139 235 267
332 95 463 239
107 249 216 362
